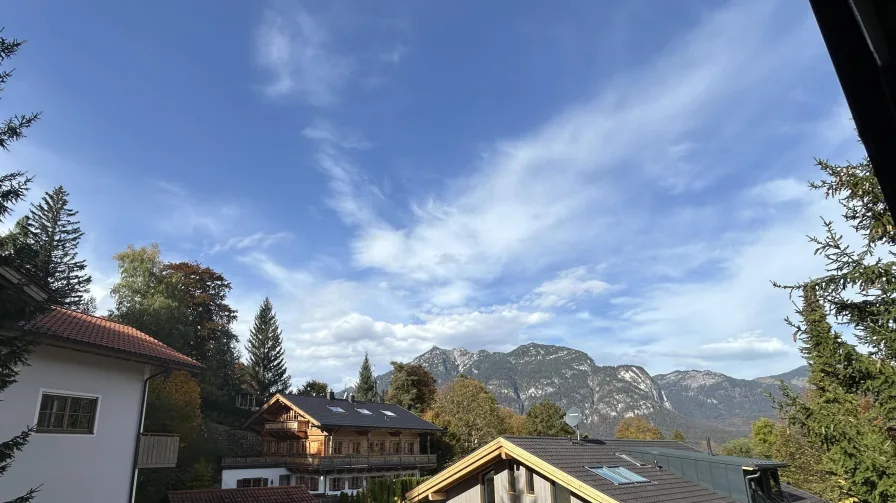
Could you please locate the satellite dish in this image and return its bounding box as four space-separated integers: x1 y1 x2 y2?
565 407 581 428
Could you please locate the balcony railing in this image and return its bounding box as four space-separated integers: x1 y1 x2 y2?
221 454 438 470
136 433 180 469
265 420 310 431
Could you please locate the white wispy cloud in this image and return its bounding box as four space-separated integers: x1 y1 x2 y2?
317 0 822 294
301 120 373 150
206 231 291 255
526 267 610 308
255 6 354 105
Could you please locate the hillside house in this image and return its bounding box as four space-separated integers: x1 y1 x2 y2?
406 436 828 503
0 282 202 503
221 391 443 495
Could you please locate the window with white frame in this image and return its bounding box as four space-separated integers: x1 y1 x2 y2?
36 392 98 434
236 478 268 488
333 440 344 454
349 476 364 489
351 441 362 454
404 441 415 454
391 440 401 454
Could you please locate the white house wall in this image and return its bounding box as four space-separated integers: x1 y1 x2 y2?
444 460 577 503
221 467 420 495
0 345 148 503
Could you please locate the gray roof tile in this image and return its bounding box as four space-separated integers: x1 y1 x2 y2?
282 394 443 431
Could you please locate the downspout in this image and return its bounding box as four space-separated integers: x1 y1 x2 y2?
129 367 171 503
744 472 761 503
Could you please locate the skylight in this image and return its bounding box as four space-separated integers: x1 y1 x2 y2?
381 410 397 417
328 406 346 413
586 466 650 485
356 408 373 415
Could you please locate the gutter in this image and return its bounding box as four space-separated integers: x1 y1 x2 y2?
129 367 171 503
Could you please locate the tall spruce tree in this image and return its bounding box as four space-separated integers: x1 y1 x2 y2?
21 186 95 312
773 155 896 502
0 29 42 503
245 297 291 402
355 352 377 402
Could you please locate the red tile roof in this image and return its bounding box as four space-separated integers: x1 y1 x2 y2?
167 486 316 503
22 307 201 370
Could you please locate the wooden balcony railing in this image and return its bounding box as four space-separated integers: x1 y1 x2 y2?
136 433 180 469
265 420 309 432
221 454 438 470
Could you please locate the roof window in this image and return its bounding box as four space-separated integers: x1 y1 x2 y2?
586 466 650 485
328 406 346 413
356 408 373 415
381 410 397 417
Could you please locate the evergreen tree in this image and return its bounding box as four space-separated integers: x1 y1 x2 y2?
0 28 42 503
21 186 95 312
355 352 377 402
773 154 896 502
245 297 292 402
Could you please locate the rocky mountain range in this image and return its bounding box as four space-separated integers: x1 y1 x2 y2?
350 343 809 445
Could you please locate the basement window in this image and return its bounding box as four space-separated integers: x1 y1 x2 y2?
356 408 373 415
328 406 346 413
586 466 650 485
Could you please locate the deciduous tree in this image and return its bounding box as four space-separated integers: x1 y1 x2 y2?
670 430 686 443
615 416 664 440
298 380 329 397
430 377 507 460
245 297 291 402
355 352 377 402
523 401 575 437
720 437 753 457
386 362 436 414
500 408 526 435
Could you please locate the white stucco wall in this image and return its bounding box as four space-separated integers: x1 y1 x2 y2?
0 345 148 503
221 467 421 495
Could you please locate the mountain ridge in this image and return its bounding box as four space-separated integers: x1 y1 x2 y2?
344 343 805 443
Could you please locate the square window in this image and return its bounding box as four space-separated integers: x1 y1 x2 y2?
36 392 98 434
279 474 291 486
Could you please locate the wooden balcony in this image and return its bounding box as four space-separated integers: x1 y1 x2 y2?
136 433 180 469
265 420 309 432
221 454 438 471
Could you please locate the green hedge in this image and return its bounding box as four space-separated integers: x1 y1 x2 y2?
352 476 430 503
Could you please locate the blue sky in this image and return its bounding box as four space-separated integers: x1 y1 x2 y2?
5 0 864 388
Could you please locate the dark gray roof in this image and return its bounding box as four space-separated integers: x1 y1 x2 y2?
282 394 443 431
505 436 735 503
503 436 827 503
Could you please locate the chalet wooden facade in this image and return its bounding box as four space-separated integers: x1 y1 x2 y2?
220 391 442 495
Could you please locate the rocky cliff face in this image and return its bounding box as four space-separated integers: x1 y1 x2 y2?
754 365 809 390
653 370 781 431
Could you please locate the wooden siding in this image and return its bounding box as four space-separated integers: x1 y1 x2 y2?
262 428 421 456
443 460 564 503
447 472 483 503
136 433 180 468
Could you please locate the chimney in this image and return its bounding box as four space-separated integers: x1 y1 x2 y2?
349 393 356 403
705 437 714 456
327 390 335 401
